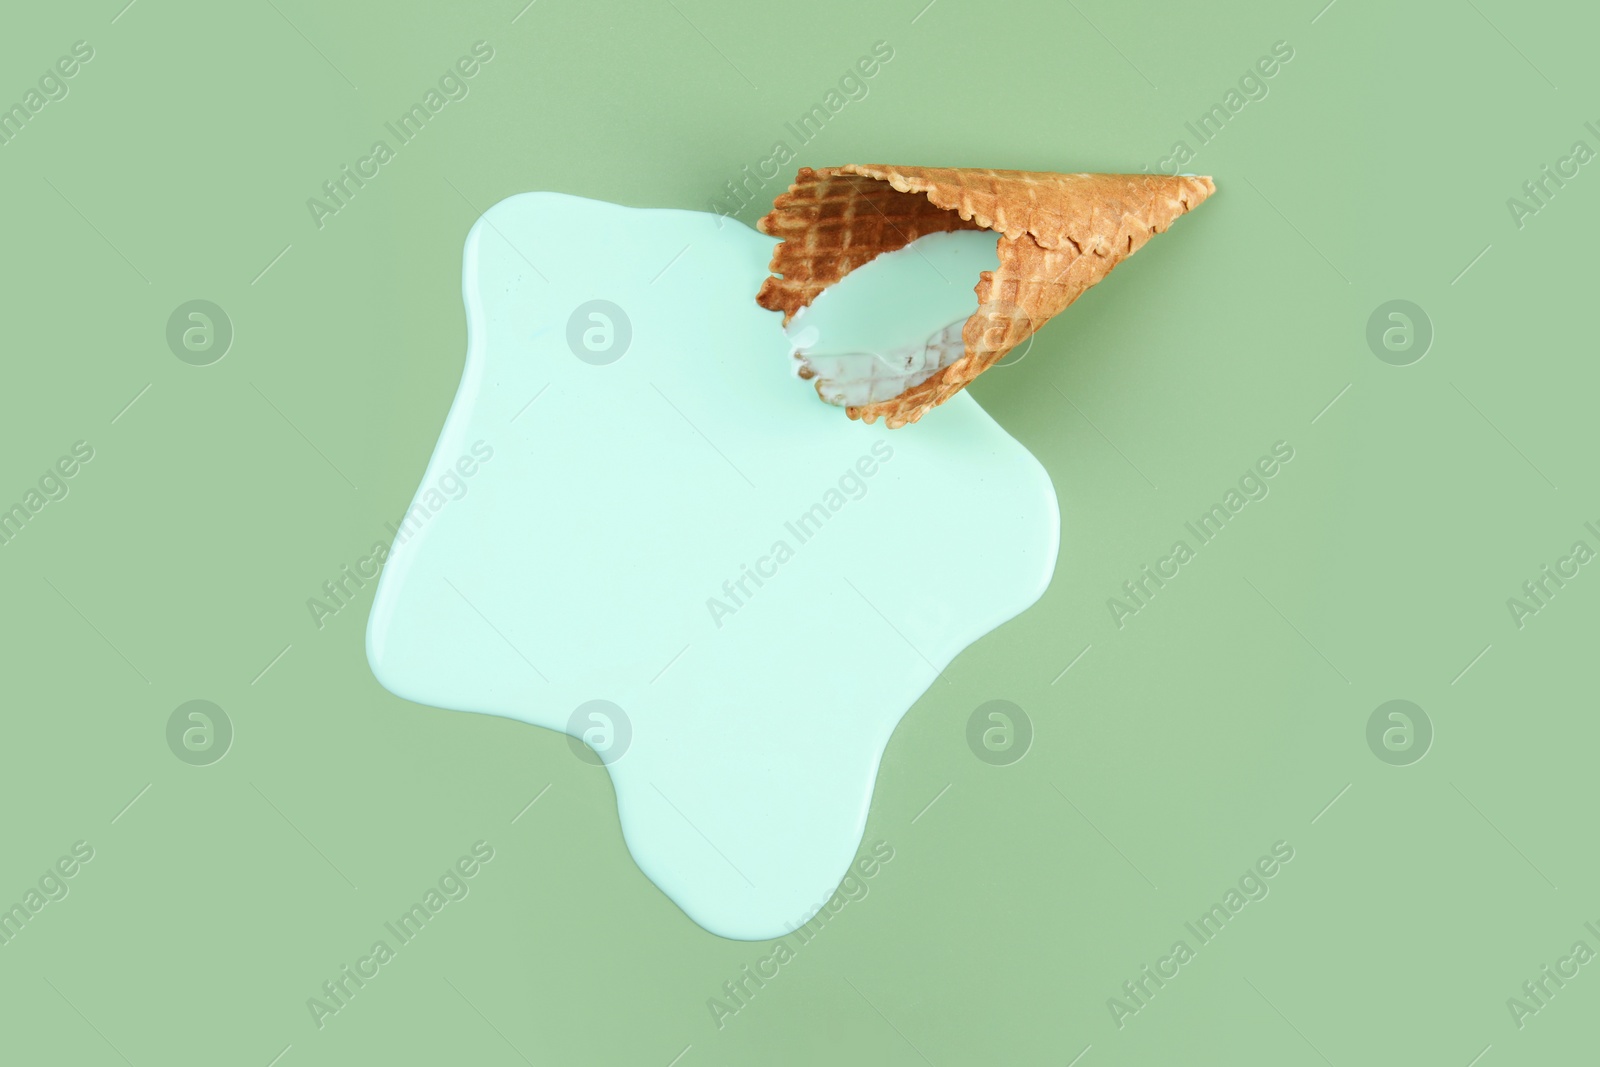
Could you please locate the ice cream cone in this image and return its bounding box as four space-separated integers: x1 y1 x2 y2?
756 165 1215 427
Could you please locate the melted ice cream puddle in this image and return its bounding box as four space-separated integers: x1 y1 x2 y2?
366 193 1057 940
786 229 1001 406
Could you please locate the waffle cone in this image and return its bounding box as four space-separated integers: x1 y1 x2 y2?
756 165 1215 427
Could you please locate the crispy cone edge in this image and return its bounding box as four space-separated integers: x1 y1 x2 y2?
756 165 1215 427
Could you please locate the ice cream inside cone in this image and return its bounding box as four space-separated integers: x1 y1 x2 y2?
783 229 1001 407
757 165 1215 428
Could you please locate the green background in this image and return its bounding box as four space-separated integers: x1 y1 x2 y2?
2 0 1595 1063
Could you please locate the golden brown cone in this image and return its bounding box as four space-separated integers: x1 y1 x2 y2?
756 165 1215 427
